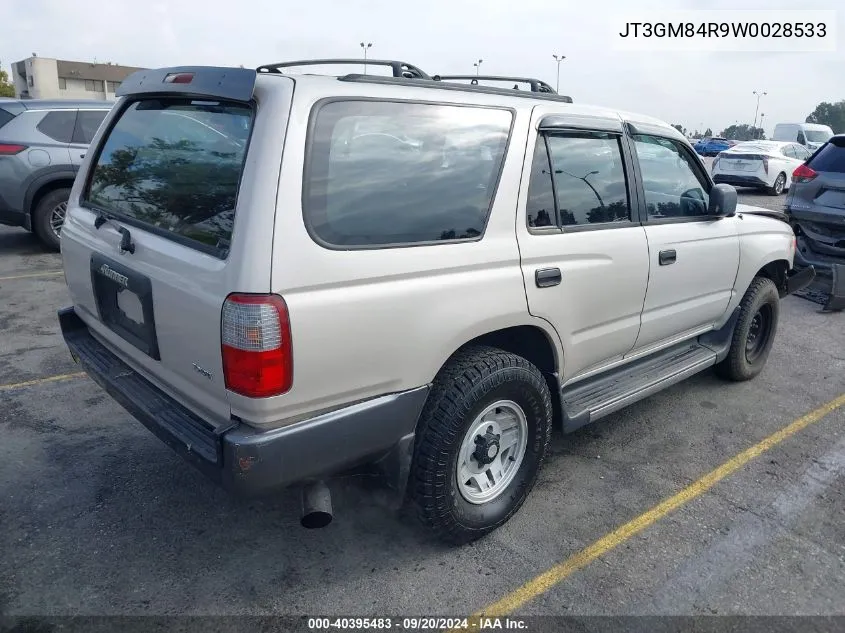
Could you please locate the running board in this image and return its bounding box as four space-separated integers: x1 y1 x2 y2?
560 342 718 433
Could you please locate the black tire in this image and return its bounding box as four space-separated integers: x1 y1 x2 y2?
33 187 70 251
768 172 786 196
715 277 780 382
411 345 553 545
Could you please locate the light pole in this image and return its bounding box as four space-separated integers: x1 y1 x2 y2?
752 90 767 130
552 54 565 93
360 42 372 74
759 113 765 139
473 58 483 77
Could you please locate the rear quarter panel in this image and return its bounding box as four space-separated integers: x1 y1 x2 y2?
234 82 562 427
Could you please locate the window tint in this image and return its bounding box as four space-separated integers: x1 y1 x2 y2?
782 145 796 158
36 110 77 143
526 138 556 228
305 101 512 247
0 109 16 130
85 99 253 257
72 110 108 144
633 134 709 219
808 140 845 173
545 133 630 226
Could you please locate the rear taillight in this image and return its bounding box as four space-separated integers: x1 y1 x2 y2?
793 164 818 183
221 294 293 398
0 144 27 155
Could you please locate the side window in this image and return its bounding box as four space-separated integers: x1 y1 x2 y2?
546 133 631 226
526 138 556 228
795 145 811 160
782 145 796 159
797 131 806 145
36 110 77 143
633 134 709 220
72 110 108 144
304 101 512 247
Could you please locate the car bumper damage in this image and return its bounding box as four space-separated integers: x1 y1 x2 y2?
789 214 845 312
58 307 429 500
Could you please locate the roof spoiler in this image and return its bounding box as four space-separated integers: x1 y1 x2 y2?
116 66 257 102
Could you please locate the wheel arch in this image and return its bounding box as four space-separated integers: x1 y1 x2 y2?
24 170 76 231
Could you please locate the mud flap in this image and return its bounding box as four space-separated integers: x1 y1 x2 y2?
824 263 845 312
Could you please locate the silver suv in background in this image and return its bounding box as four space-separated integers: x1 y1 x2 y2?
58 61 813 544
0 99 112 249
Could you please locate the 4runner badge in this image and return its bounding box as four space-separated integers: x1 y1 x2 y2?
99 264 129 288
192 363 213 380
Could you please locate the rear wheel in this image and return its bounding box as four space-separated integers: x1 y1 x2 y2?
33 188 71 251
768 172 786 196
412 346 553 544
716 277 780 381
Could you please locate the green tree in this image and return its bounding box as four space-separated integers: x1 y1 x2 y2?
671 123 687 136
704 127 713 137
722 123 765 141
806 100 845 134
0 62 15 98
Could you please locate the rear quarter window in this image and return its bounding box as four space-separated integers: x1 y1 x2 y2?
808 140 845 173
0 108 16 130
36 110 77 143
83 98 253 257
304 100 512 248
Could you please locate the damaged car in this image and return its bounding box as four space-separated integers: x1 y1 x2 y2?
786 134 845 311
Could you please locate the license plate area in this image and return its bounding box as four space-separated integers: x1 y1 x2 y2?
90 253 160 360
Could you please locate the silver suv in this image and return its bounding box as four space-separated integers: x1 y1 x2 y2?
0 99 112 249
58 61 815 543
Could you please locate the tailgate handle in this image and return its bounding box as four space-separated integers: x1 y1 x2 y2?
659 249 677 266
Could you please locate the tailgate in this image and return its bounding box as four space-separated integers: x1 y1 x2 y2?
60 67 286 428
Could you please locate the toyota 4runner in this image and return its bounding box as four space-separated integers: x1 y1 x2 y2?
58 60 815 544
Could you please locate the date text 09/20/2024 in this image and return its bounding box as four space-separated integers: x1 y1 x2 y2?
308 617 528 630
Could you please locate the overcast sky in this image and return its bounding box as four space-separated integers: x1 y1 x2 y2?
2 0 842 135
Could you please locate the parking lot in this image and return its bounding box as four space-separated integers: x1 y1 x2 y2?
1 180 843 619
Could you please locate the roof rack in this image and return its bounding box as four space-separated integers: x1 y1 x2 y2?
257 58 431 79
433 74 556 94
337 74 573 104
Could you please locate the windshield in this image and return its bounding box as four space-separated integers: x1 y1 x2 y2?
805 129 832 142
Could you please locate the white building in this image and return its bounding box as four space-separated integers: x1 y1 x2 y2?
11 55 146 101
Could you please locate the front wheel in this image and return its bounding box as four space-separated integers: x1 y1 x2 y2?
412 346 553 545
716 277 780 381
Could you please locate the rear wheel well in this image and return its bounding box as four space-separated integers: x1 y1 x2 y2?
756 260 790 296
440 326 562 428
29 179 74 222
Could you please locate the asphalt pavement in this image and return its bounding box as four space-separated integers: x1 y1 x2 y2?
0 219 842 620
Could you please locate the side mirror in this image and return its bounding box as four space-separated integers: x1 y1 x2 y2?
709 183 737 217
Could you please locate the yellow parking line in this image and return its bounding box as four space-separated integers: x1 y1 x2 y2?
0 270 64 282
0 372 86 391
472 392 845 618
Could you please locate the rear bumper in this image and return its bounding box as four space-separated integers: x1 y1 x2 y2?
58 306 429 497
713 174 769 189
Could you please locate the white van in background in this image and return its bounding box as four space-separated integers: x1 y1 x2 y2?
772 122 834 151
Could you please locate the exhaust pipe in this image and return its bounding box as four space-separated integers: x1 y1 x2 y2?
300 481 333 529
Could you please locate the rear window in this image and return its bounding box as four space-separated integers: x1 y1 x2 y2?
84 98 253 257
304 100 512 247
0 108 16 130
808 139 845 173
